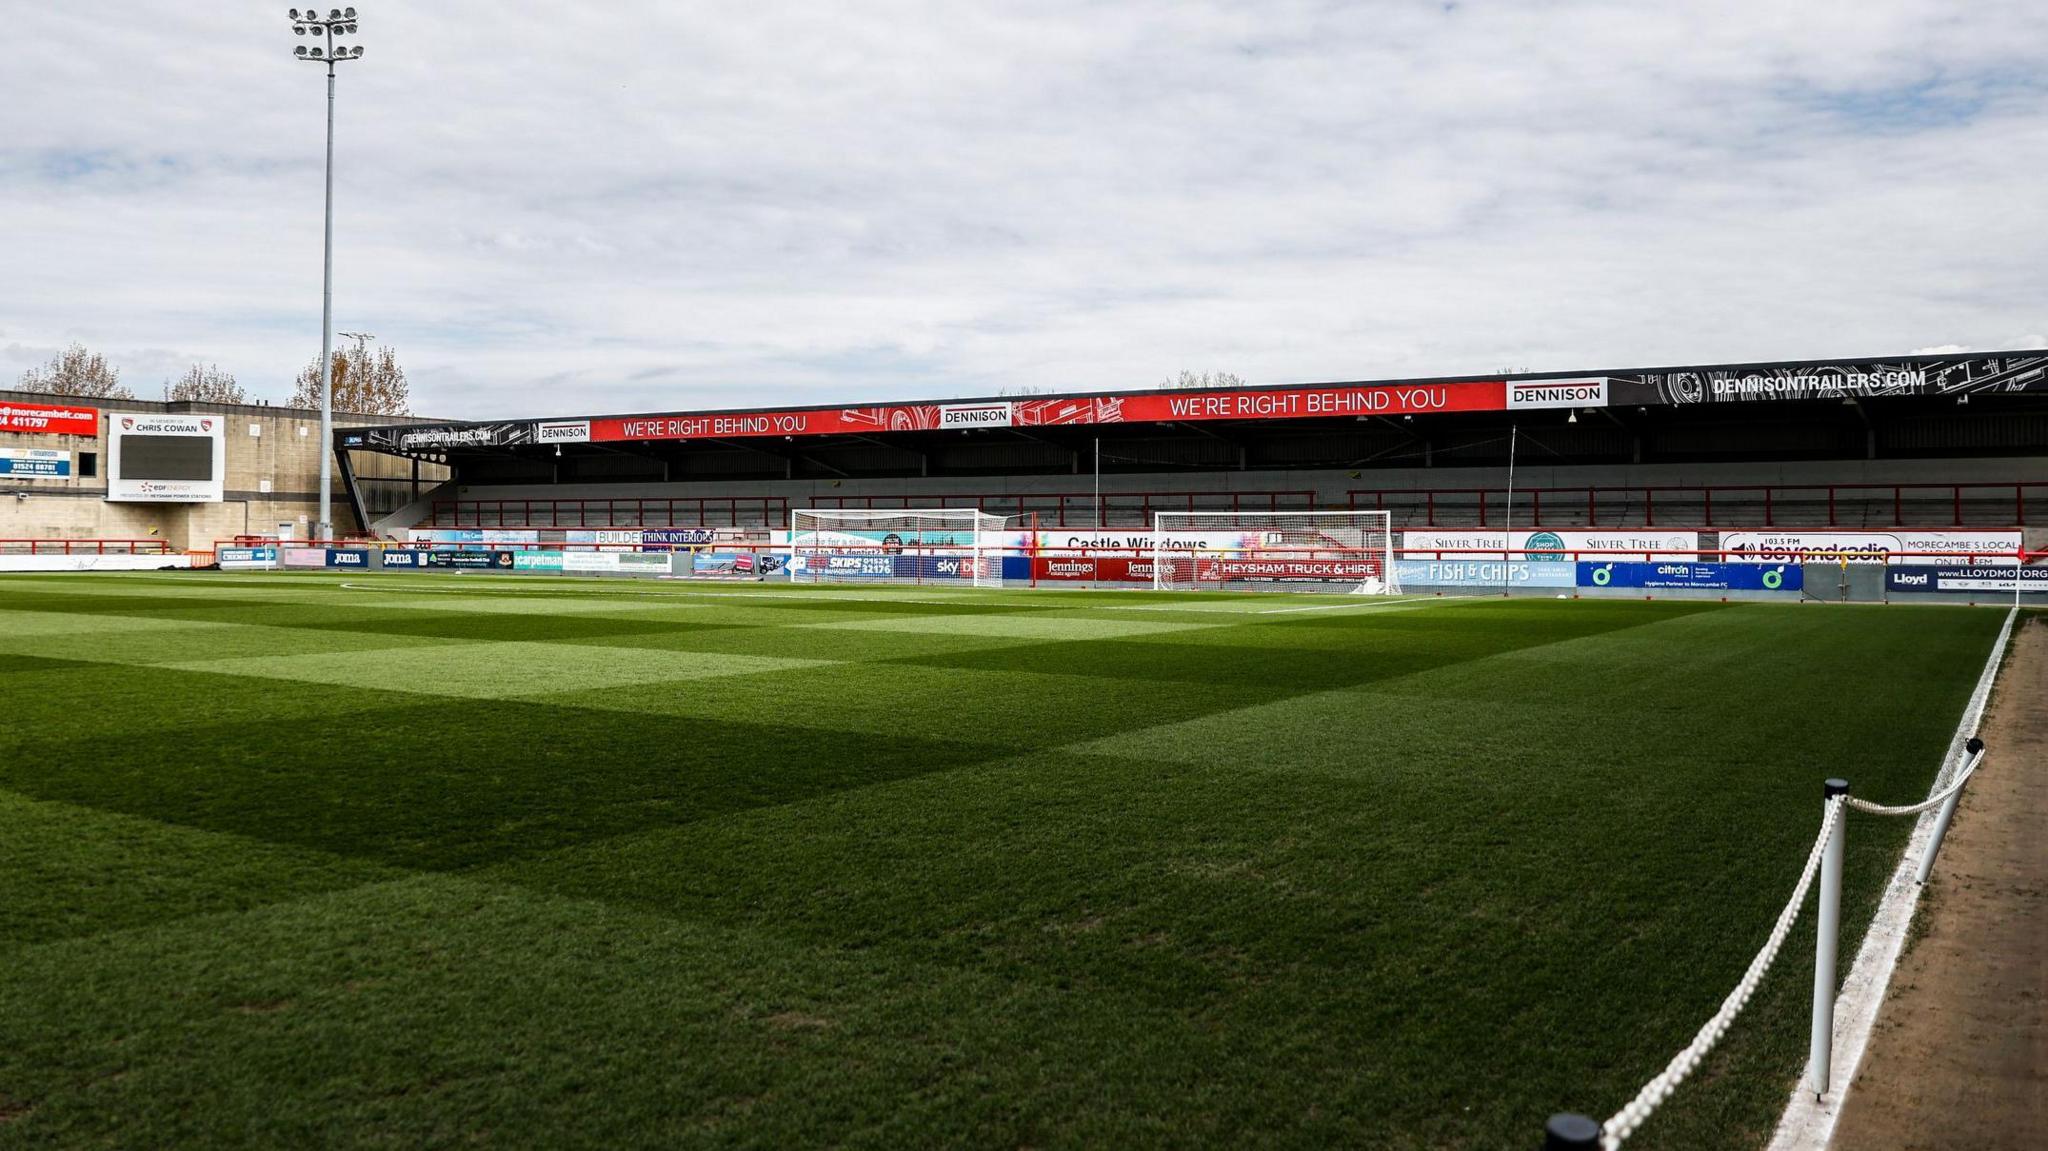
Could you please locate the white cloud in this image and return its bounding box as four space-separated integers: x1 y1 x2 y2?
3 1 2046 417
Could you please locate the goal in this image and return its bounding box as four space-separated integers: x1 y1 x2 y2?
1151 510 1400 594
788 509 1006 588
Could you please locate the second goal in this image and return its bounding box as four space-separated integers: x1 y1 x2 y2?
1151 510 1400 594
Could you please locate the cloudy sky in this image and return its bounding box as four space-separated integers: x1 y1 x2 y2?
3 1 2046 418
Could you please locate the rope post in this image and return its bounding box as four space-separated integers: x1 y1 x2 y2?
1808 778 1850 1098
1544 1113 1602 1150
1917 737 1985 885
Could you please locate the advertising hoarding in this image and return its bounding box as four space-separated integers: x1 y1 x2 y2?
1578 561 1801 591
1208 558 1380 581
563 530 644 546
692 552 785 579
1604 354 2046 407
1719 530 2023 565
424 550 516 570
588 380 1508 444
1031 556 1157 582
1393 559 1577 588
1507 378 1607 410
407 529 540 546
0 400 98 435
0 440 72 473
1402 530 1701 561
0 448 72 477
217 546 277 570
939 403 1013 429
355 422 535 451
643 528 718 548
1886 565 2048 594
785 554 989 580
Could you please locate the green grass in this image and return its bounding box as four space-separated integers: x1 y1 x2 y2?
0 573 2007 1149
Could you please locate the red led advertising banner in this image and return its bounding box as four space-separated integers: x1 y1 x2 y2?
0 401 99 436
590 380 1506 443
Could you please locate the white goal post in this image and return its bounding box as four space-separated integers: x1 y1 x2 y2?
788 509 1006 588
1151 510 1400 594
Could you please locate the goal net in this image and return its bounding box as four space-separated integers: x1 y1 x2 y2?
1151 510 1400 594
788 509 1005 588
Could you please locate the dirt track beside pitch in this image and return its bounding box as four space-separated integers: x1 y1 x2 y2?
1831 613 2047 1150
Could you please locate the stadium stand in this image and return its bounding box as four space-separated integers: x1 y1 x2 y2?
337 350 2047 541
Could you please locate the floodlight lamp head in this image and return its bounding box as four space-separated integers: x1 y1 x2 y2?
345 6 357 16
294 44 307 55
353 45 364 56
294 25 305 34
330 8 342 18
310 46 323 57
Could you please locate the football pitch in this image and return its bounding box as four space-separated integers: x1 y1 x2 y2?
0 574 2008 1149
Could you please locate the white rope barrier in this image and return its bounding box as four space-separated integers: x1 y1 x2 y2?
1843 748 1986 817
1549 618 2015 1150
1546 737 1995 1151
1590 796 1847 1150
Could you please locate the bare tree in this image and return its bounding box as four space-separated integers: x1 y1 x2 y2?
164 363 247 404
997 384 1053 396
289 336 411 414
17 344 134 399
1162 370 1247 390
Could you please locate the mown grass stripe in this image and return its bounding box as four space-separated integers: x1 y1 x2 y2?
0 573 2011 1151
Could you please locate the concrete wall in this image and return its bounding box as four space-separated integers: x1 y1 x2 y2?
0 390 446 549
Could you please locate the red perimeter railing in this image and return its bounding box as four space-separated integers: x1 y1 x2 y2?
1346 480 2045 529
0 538 175 555
426 481 2040 532
426 489 1322 530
